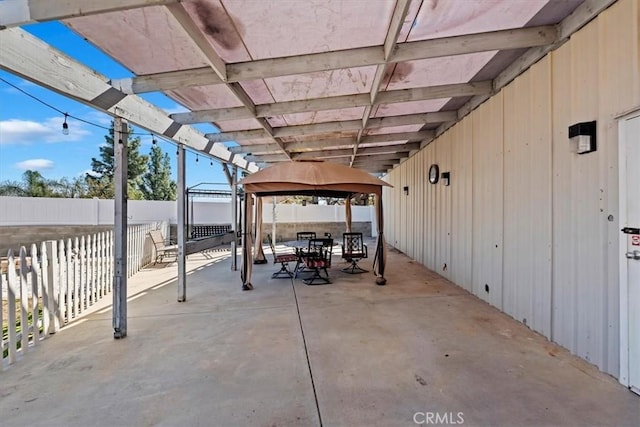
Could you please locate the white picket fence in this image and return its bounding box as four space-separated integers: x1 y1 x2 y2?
1 222 168 369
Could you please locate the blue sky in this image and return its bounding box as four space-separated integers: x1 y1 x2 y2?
0 22 230 190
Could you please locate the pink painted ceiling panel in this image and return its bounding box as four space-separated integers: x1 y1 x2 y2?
359 141 414 149
374 99 450 117
216 119 263 132
365 124 424 136
403 0 549 41
282 107 366 126
167 86 245 110
181 0 252 63
65 7 208 75
219 0 395 59
264 67 378 102
383 52 496 90
241 80 277 105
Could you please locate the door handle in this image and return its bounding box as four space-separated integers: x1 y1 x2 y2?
626 250 640 260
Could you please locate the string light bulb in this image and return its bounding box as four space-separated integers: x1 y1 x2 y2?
62 113 69 135
151 135 157 145
196 153 199 163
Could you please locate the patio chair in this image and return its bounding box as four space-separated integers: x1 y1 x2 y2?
301 238 334 285
149 230 177 264
341 232 368 274
295 231 316 276
267 234 298 279
296 231 316 241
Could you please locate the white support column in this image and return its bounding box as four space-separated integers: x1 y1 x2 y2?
113 117 128 339
177 144 187 301
231 165 238 271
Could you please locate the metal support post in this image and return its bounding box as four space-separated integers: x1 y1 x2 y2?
113 117 128 338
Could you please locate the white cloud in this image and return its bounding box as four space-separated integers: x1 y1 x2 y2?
84 110 112 126
0 117 91 144
79 169 100 178
164 103 189 115
15 158 54 171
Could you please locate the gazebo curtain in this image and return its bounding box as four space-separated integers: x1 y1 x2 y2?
254 196 266 264
345 197 352 233
241 193 254 291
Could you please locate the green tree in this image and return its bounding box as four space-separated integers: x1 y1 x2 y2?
49 176 89 198
141 144 176 201
86 121 148 199
0 180 27 196
21 170 51 197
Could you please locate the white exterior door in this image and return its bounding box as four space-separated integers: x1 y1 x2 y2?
620 112 640 395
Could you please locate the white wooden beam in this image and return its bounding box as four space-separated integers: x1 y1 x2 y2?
170 83 486 124
111 67 223 94
377 81 492 104
161 3 290 160
206 129 270 142
281 131 431 152
0 0 180 28
165 2 227 82
383 0 412 61
356 0 412 166
0 27 258 173
284 137 356 152
273 120 363 138
261 93 370 118
118 26 558 92
233 25 556 81
228 143 284 155
208 113 446 143
393 25 557 63
245 153 291 163
367 111 456 128
362 130 434 144
170 107 252 124
557 0 618 39
292 142 420 159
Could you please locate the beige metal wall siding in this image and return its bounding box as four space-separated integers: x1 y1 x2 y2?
472 93 505 308
436 132 453 281
450 116 474 292
413 151 425 263
597 0 639 373
502 58 553 338
425 144 438 271
383 0 639 377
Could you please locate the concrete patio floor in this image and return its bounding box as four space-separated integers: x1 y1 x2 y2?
1 243 638 427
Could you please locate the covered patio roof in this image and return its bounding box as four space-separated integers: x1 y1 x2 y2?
0 0 615 175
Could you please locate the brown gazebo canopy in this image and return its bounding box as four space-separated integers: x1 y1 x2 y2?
239 160 391 290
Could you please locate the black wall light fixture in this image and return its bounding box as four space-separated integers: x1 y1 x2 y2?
569 121 596 154
441 172 450 186
403 186 409 196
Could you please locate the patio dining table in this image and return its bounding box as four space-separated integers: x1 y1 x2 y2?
281 239 335 279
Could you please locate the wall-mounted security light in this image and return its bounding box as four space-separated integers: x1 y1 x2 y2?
569 121 596 154
441 172 450 186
